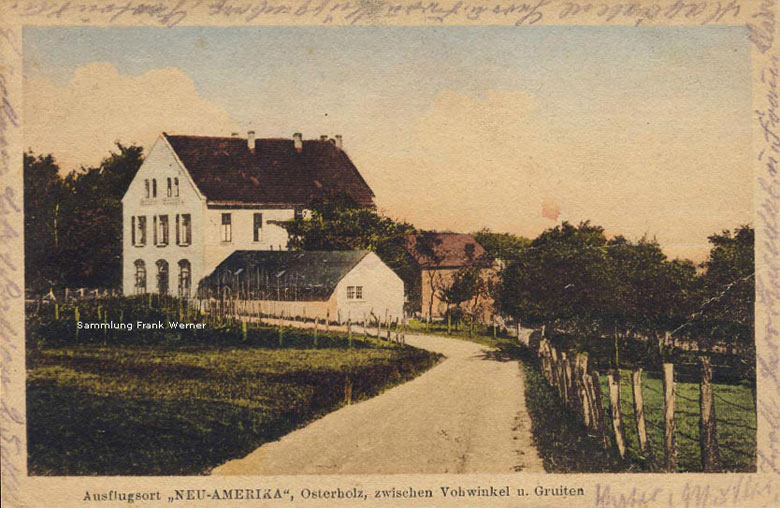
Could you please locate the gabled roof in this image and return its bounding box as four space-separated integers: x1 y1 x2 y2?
405 232 490 269
199 250 370 300
163 133 375 206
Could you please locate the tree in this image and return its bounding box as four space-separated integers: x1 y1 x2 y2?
59 143 144 288
24 144 144 292
498 221 614 335
24 152 65 292
406 231 446 323
438 265 488 332
695 226 754 368
473 228 530 263
284 194 420 310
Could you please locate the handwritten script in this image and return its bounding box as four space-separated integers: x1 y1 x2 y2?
594 477 777 508
3 0 749 28
0 40 24 508
756 52 780 479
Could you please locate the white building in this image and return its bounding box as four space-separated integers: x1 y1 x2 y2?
122 132 375 297
199 250 405 322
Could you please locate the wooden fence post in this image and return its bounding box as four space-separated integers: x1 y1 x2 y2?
699 355 721 472
574 353 591 428
589 369 610 449
607 370 627 459
631 367 650 458
561 352 574 408
663 362 678 472
345 376 353 405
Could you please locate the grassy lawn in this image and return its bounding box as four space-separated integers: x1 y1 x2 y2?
597 370 756 472
27 299 440 475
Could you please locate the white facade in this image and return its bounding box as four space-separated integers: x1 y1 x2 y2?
122 136 295 296
333 252 404 323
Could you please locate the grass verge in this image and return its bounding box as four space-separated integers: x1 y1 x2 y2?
28 337 439 475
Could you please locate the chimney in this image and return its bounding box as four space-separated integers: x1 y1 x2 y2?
247 130 255 152
293 132 303 153
231 132 240 137
335 134 343 149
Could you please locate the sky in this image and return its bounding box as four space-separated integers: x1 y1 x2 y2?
23 26 753 262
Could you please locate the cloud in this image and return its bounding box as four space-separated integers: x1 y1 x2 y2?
24 63 239 171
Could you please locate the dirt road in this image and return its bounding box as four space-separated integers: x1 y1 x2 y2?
212 333 544 475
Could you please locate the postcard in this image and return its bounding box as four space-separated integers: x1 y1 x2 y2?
1 1 779 507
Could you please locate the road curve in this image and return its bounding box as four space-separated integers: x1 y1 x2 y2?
212 333 544 475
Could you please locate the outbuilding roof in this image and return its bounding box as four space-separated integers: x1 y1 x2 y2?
199 250 370 300
164 133 375 206
405 232 490 269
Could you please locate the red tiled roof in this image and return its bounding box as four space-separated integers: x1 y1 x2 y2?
164 134 374 206
405 232 490 269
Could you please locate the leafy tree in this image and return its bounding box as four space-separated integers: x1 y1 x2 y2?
23 144 143 292
473 228 530 262
605 235 696 336
59 143 144 288
438 265 487 328
284 194 420 310
24 152 65 292
695 226 754 363
498 221 613 335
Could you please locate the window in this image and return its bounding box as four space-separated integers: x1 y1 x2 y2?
144 179 150 198
153 216 157 245
253 213 263 242
131 216 136 245
137 216 146 246
178 259 191 298
181 214 191 245
152 179 158 197
166 178 172 197
175 214 192 246
355 286 363 299
156 259 169 295
174 177 179 197
134 260 146 294
347 286 355 299
221 213 232 242
294 208 304 220
157 215 169 246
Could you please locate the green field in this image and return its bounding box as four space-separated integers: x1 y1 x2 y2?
26 298 440 475
597 370 755 472
28 342 439 475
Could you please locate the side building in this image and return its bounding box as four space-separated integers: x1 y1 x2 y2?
122 131 374 296
405 232 496 322
199 250 404 323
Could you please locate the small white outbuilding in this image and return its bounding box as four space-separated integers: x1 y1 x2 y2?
199 250 405 323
